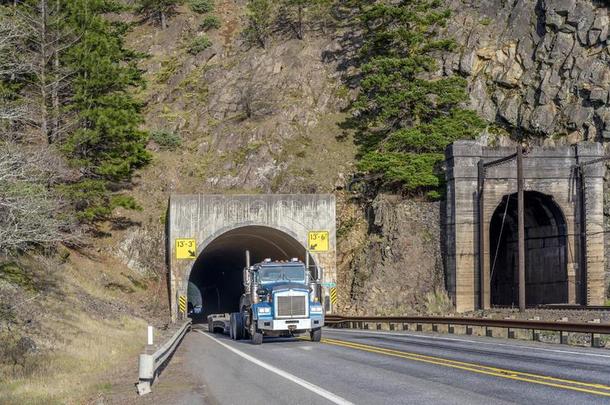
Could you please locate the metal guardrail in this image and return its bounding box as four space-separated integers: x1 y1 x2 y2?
536 304 610 311
325 315 610 346
137 319 192 395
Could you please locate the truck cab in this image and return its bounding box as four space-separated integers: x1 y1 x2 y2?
231 257 324 344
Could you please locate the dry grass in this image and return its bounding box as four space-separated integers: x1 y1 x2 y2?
0 250 155 405
0 312 146 404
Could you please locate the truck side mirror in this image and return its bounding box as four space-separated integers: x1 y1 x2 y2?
317 266 324 283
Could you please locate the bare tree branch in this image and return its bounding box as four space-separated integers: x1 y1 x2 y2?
0 141 80 253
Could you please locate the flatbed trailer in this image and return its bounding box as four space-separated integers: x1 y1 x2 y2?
207 313 231 334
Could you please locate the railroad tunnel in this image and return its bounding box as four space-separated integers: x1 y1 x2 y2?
489 191 568 307
187 225 316 321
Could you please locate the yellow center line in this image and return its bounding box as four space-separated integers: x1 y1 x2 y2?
322 338 610 389
317 337 610 398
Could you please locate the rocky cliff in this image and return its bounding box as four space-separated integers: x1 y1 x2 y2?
444 0 609 142
116 0 610 317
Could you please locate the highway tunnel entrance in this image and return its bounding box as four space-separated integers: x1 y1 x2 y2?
187 225 315 320
167 194 336 320
489 191 568 307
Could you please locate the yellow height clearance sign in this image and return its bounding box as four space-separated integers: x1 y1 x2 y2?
308 231 329 252
176 238 197 259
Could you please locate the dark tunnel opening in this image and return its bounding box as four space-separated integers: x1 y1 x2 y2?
490 191 568 307
187 226 314 322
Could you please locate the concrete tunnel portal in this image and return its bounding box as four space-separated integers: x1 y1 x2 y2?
168 194 337 320
187 225 317 320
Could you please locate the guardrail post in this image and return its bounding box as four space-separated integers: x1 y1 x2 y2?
508 328 515 339
137 320 191 396
376 323 382 330
532 329 540 341
137 353 154 395
590 319 602 347
592 333 601 347
466 326 473 335
416 324 423 332
558 317 568 344
432 324 438 332
402 323 408 331
485 327 493 337
364 322 369 330
448 324 454 334
390 323 395 331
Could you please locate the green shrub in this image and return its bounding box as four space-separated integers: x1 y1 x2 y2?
150 129 182 150
200 15 221 30
189 0 213 13
187 35 212 54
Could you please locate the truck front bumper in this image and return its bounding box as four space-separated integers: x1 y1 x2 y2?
257 318 323 331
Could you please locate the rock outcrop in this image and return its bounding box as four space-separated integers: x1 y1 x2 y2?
337 194 446 315
443 0 610 142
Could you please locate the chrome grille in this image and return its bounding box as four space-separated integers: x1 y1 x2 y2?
276 295 307 317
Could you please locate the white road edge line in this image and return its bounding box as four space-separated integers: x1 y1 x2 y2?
328 328 610 358
195 330 354 405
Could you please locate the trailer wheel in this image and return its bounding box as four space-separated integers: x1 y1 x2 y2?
251 331 263 345
310 327 322 342
229 313 235 339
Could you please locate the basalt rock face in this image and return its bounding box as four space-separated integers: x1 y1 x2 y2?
444 0 610 142
337 194 446 316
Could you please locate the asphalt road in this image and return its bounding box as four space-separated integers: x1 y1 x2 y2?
173 326 610 404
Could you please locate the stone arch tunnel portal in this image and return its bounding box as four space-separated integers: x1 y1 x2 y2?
489 191 568 307
187 225 317 320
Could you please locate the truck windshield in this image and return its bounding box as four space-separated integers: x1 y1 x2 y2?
258 265 305 283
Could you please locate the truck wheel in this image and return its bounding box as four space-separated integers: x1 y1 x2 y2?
234 312 245 340
310 328 322 342
251 331 263 345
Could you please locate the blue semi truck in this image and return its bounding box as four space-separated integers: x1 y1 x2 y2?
228 252 324 345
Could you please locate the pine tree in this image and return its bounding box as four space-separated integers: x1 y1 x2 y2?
137 0 182 29
59 0 150 222
244 0 274 47
349 0 486 198
1 1 75 144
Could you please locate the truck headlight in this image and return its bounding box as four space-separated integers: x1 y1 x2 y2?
257 307 271 315
310 305 323 313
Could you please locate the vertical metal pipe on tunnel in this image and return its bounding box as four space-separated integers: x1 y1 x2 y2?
577 166 588 305
517 146 526 312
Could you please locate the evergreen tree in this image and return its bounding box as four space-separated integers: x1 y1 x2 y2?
59 0 150 222
1 1 74 144
348 0 486 198
137 0 182 29
244 0 274 47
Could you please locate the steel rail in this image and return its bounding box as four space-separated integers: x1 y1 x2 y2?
324 315 610 335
